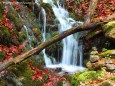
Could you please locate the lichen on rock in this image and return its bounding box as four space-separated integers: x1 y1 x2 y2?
103 21 115 42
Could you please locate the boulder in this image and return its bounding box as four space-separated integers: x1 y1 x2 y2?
106 64 115 71
103 21 115 42
90 55 100 62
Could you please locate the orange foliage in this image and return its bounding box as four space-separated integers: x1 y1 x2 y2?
66 0 115 19
28 61 66 86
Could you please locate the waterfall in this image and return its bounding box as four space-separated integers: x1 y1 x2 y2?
10 2 40 60
43 0 82 66
35 0 52 66
41 0 85 73
40 7 52 66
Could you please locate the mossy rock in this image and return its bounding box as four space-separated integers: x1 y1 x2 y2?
8 60 42 86
71 70 105 86
103 21 115 42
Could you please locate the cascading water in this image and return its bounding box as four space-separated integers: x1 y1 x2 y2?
35 0 52 66
40 7 52 66
40 0 85 73
33 0 85 73
10 2 40 60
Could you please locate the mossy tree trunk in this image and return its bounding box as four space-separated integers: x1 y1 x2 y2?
0 22 102 72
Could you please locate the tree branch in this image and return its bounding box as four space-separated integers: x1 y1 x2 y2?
0 22 102 72
84 0 98 24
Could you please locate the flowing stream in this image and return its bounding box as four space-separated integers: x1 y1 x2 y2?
40 7 52 66
40 0 85 73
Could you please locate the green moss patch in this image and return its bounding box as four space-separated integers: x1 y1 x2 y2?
103 21 115 33
71 70 105 86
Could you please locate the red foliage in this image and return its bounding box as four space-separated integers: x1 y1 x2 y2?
32 28 41 35
27 61 66 86
0 44 25 77
66 0 115 19
0 1 25 63
0 7 13 31
10 0 20 11
0 44 25 62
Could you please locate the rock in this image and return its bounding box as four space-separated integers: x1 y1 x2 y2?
55 67 62 72
99 81 114 86
90 51 99 55
92 47 97 51
111 51 115 56
63 81 70 86
86 61 92 69
86 61 100 69
105 60 113 64
91 62 100 69
90 55 100 62
103 21 115 42
90 47 98 55
106 64 115 71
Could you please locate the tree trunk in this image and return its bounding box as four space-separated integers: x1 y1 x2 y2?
0 22 101 72
84 0 98 24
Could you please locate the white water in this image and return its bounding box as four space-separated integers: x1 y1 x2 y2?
40 7 52 66
10 0 85 73
10 3 37 50
42 0 85 73
35 0 52 66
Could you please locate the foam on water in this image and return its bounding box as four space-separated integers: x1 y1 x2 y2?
40 0 86 73
47 64 85 74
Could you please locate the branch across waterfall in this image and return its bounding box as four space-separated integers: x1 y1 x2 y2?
0 22 103 72
1 10 115 71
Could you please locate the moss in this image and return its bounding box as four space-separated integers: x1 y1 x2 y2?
36 54 45 65
40 3 52 9
109 76 115 81
0 52 6 60
0 79 5 86
42 74 48 83
13 18 23 31
56 81 63 86
7 10 23 31
0 26 12 45
63 74 72 82
71 70 105 86
32 29 41 41
103 21 115 34
98 76 115 86
8 60 42 86
0 3 4 15
0 26 10 36
50 31 59 37
86 28 101 39
17 30 26 42
40 2 55 19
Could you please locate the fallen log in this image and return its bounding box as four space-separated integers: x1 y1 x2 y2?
85 13 115 39
0 22 102 72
